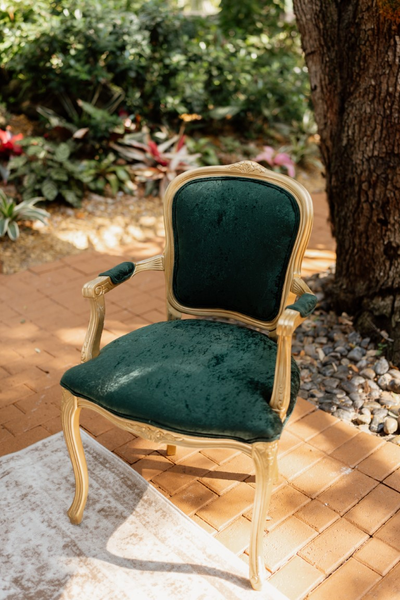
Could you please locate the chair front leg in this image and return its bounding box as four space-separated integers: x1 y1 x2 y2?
61 389 88 525
165 302 181 457
249 441 278 591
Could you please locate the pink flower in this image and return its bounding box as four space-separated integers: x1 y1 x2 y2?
274 152 295 178
254 145 296 177
254 146 275 167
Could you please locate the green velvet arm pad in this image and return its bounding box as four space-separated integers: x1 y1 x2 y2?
286 293 317 317
99 261 135 285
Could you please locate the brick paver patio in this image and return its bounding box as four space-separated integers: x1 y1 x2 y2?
1 193 399 599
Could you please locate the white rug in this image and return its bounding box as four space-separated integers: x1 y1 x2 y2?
0 432 287 600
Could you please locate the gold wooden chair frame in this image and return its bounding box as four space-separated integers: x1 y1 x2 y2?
61 161 314 591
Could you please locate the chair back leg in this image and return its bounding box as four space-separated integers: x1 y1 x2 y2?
61 389 89 525
249 441 278 590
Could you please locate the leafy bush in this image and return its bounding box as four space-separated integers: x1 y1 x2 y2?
0 0 310 132
176 3 308 128
0 1 146 110
81 152 135 196
8 138 87 206
8 136 134 205
185 136 220 166
0 188 49 240
268 111 323 171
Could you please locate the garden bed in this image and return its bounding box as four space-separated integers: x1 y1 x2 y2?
0 168 324 275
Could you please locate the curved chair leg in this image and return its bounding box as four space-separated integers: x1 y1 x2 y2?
249 441 278 591
61 389 88 525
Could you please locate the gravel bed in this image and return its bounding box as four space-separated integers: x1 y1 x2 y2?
295 270 400 445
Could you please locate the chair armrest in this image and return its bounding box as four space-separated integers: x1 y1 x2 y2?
82 255 164 299
286 293 317 318
269 284 317 421
99 261 136 284
81 255 164 362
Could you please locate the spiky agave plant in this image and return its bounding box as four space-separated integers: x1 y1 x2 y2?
0 189 49 240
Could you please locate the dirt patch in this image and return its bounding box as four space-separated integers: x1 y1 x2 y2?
0 168 325 275
0 191 164 274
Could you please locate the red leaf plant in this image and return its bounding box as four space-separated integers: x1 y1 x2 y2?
0 129 23 158
110 129 200 196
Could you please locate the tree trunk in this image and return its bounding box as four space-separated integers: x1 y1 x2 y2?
292 0 400 363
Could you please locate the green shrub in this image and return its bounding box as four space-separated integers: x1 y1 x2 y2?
81 152 136 196
8 138 87 206
0 0 310 132
8 136 134 205
185 136 220 166
0 1 147 110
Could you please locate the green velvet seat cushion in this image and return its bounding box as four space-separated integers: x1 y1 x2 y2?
172 177 300 322
61 319 300 444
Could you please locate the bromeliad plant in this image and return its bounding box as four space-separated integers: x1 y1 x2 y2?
0 189 49 241
111 130 200 196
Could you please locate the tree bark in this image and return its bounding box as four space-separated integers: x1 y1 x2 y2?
292 0 400 363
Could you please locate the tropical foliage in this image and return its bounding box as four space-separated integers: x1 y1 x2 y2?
0 0 309 130
0 1 321 213
8 138 88 206
0 189 49 240
8 136 135 206
111 129 200 195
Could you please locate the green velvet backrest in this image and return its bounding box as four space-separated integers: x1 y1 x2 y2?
172 176 300 322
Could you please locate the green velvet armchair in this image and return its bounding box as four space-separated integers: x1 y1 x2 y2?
60 161 316 591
